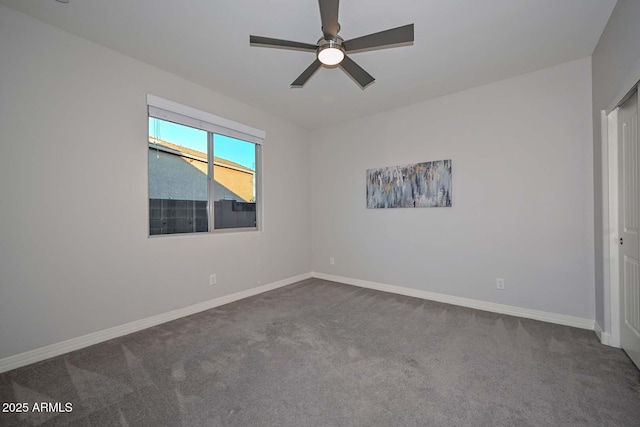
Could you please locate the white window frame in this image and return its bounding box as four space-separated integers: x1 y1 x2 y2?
147 94 264 235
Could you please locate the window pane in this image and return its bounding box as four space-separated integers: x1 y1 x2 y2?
148 117 209 235
213 134 257 229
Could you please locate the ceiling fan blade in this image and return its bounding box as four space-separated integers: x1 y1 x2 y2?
250 35 317 52
343 24 414 53
319 0 340 38
339 56 374 89
291 59 322 88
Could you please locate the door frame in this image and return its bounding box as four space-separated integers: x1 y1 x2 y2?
603 107 620 347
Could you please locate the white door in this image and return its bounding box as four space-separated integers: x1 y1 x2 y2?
618 90 640 369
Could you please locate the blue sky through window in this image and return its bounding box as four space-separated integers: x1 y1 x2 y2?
149 117 256 171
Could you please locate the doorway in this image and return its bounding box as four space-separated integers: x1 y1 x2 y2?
607 88 640 369
617 90 640 368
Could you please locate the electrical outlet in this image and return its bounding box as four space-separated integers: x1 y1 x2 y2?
496 278 505 290
329 257 335 265
209 274 217 286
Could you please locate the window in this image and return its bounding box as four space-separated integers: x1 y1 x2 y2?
147 95 264 236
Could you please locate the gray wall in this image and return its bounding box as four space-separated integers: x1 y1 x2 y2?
0 6 311 359
148 150 209 202
147 150 247 202
311 58 595 320
592 0 640 333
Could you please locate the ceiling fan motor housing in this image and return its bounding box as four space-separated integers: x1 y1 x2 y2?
317 37 345 66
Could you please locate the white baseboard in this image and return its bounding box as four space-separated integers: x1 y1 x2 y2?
0 270 600 374
594 321 612 346
312 272 595 330
0 272 311 374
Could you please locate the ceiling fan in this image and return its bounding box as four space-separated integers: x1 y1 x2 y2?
249 0 414 89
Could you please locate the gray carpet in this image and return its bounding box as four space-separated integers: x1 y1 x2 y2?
1 278 639 426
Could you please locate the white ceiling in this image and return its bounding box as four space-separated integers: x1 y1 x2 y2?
1 0 616 129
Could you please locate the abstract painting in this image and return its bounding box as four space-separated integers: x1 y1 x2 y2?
366 159 452 208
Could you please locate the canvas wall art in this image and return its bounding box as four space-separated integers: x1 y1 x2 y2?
366 159 452 208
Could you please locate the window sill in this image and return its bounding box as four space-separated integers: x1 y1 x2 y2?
148 228 261 239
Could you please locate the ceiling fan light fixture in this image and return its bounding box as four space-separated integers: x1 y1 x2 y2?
317 40 345 66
